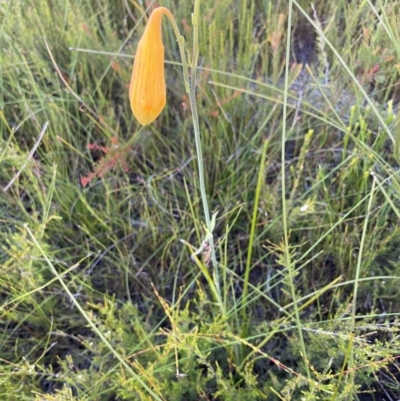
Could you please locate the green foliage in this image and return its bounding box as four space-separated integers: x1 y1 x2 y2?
1 0 400 400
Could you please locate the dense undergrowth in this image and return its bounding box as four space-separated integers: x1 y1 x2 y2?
1 0 400 400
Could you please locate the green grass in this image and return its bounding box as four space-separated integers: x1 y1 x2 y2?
1 0 400 400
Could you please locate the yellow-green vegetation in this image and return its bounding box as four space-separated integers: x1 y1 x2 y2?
1 0 400 400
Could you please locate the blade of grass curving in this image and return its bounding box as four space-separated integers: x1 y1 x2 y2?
366 0 400 59
347 177 377 398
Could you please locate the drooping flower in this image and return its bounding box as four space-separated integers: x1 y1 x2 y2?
129 7 172 125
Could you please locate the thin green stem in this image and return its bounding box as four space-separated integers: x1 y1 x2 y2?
189 0 221 301
164 2 221 305
282 0 310 381
162 9 190 94
189 0 210 229
347 177 376 399
241 140 268 332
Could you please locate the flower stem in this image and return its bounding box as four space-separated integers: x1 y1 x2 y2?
189 0 221 298
165 2 221 304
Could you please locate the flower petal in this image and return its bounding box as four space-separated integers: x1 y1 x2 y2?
129 8 169 125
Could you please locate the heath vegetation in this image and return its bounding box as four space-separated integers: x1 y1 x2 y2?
1 0 400 400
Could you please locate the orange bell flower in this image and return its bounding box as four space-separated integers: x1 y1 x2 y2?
129 7 173 125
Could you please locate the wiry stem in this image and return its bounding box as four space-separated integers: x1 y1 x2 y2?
189 0 220 298
164 3 221 304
